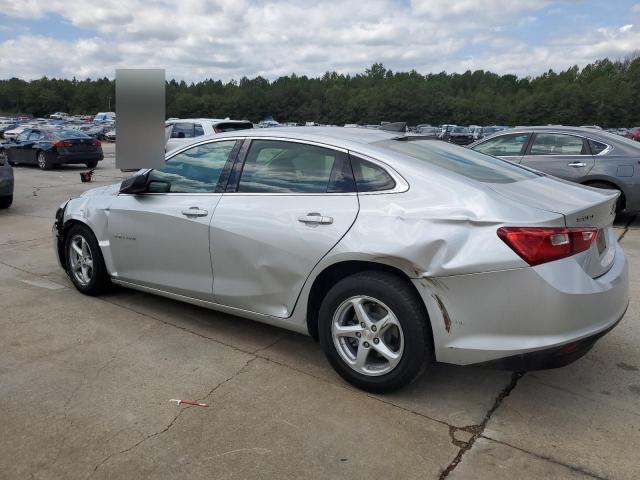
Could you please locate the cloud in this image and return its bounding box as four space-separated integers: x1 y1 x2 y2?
0 0 637 81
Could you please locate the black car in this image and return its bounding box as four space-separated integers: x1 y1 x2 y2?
443 126 474 145
1 128 103 170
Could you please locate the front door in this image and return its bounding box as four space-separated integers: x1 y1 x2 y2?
520 133 595 181
211 139 359 318
472 132 531 164
106 139 238 300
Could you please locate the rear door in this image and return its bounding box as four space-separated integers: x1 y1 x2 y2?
210 138 359 318
520 133 595 181
472 132 531 164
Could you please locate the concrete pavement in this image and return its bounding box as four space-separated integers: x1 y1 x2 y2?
0 143 638 479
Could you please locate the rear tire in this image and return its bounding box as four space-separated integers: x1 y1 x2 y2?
85 161 98 169
0 195 12 209
318 271 431 393
585 181 624 214
64 224 111 295
37 151 53 170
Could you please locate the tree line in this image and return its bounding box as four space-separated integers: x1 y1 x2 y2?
0 57 639 127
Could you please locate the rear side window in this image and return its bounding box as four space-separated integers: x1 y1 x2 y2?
588 139 608 155
238 140 339 193
194 124 205 136
474 133 529 156
351 156 395 192
529 134 587 155
376 139 538 184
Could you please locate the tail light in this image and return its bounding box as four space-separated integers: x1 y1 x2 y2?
53 140 73 148
91 140 101 147
497 227 597 266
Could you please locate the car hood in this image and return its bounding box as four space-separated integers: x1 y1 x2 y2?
80 182 120 197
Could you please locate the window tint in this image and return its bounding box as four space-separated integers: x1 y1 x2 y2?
146 140 235 193
351 156 395 192
588 139 608 155
238 140 338 193
194 124 204 136
529 134 587 155
171 123 195 139
376 139 538 184
28 131 42 141
474 134 529 156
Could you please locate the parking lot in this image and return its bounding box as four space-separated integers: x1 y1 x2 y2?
1 142 639 479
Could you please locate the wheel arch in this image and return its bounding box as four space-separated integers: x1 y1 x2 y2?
57 218 95 271
305 260 434 352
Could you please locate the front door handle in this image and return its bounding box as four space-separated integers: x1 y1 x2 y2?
567 161 587 168
298 212 333 225
181 206 209 217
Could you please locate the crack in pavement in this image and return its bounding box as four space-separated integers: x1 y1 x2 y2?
617 213 637 242
87 357 257 479
438 372 524 479
479 436 607 480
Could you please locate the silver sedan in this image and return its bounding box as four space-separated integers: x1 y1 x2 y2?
53 128 629 392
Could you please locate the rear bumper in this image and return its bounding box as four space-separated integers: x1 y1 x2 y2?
413 242 629 366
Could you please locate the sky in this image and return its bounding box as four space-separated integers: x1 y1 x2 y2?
0 0 639 81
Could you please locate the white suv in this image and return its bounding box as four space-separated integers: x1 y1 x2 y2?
165 118 253 152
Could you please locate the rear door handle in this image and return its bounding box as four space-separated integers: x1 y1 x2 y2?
567 162 587 168
298 212 333 225
181 206 209 217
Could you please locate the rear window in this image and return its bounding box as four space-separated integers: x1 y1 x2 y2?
213 122 253 133
53 129 90 139
588 139 608 155
376 139 539 184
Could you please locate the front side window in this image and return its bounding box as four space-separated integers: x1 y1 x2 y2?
238 140 339 193
529 134 587 155
28 131 42 141
146 140 236 193
170 123 195 139
474 133 529 156
16 130 30 141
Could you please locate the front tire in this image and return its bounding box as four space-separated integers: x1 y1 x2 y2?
64 224 111 295
318 271 431 393
0 195 12 209
37 151 53 170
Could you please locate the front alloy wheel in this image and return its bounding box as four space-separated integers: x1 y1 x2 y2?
69 234 94 286
37 151 52 170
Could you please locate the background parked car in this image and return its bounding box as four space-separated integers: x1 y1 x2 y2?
415 126 439 138
0 150 13 208
3 125 31 141
165 118 253 152
470 126 640 213
443 126 474 145
2 128 103 170
473 125 508 141
625 127 640 141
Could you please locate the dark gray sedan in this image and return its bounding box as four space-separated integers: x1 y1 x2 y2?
470 126 640 213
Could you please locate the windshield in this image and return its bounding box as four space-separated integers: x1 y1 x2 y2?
375 139 540 184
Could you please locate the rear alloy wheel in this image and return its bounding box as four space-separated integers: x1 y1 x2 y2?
319 271 431 393
37 151 53 170
64 224 111 295
0 195 12 209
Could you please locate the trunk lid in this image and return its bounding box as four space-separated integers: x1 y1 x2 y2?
488 175 619 278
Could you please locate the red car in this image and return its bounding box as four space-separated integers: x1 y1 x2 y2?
625 127 640 141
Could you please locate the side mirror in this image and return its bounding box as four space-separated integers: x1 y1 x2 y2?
119 173 149 194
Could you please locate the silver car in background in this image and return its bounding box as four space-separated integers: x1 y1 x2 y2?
470 126 640 213
53 128 628 392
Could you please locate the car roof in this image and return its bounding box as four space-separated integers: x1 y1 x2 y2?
167 118 252 124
